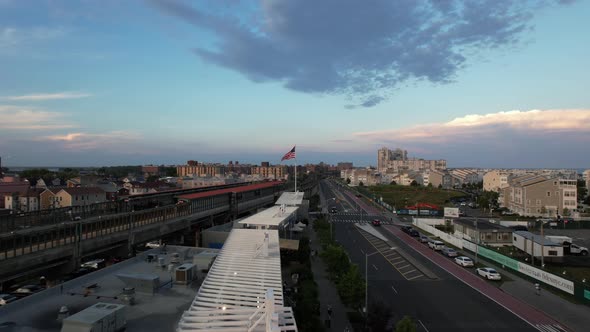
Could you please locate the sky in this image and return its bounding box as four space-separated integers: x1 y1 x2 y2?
1 0 589 169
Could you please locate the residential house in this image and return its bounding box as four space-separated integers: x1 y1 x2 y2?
500 175 577 217
452 218 513 246
5 188 46 212
40 188 63 210
53 187 107 208
0 182 30 209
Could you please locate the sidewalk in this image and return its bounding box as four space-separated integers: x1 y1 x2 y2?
306 222 352 331
492 261 590 332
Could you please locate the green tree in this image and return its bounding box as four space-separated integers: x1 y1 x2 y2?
390 181 397 185
368 301 393 332
163 166 178 177
146 175 160 183
346 178 351 184
321 245 350 277
577 180 588 200
297 237 311 265
337 264 365 309
563 207 571 216
427 183 433 188
359 181 364 187
438 184 443 189
410 180 418 187
395 316 417 332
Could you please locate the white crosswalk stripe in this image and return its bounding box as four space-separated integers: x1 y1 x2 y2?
535 324 567 332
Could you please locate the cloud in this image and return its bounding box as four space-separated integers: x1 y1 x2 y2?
353 109 590 143
0 105 74 129
1 92 92 101
42 131 143 150
148 0 570 107
0 26 66 50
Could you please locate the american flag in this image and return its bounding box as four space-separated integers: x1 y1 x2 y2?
281 146 296 161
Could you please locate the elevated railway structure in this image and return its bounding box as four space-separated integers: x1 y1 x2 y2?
0 182 284 290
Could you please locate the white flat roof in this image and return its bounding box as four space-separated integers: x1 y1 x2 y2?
177 229 297 331
275 192 304 206
238 205 298 227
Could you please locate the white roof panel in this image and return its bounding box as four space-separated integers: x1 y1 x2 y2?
177 229 297 332
275 192 304 206
238 205 298 227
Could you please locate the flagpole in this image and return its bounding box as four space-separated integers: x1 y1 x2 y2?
294 157 297 193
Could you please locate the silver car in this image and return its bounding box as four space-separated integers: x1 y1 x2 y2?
476 267 502 280
441 246 458 257
454 256 474 267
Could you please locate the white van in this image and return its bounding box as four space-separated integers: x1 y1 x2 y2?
428 240 445 251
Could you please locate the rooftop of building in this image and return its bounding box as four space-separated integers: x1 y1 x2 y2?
0 246 216 331
453 218 513 231
514 231 561 246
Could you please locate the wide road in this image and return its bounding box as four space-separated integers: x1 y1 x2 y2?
320 180 563 332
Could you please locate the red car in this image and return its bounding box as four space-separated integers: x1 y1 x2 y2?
372 219 381 226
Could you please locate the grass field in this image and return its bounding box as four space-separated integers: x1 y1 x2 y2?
367 184 465 209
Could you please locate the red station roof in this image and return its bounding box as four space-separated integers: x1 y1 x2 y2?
178 181 282 200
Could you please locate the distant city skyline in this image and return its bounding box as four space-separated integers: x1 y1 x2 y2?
1 1 589 168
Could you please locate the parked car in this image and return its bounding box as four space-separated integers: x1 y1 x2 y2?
145 241 162 249
12 285 44 297
418 235 429 243
372 219 381 226
454 256 474 267
0 294 17 306
401 226 419 237
330 207 338 214
441 246 458 257
428 240 445 251
476 267 502 280
80 259 106 269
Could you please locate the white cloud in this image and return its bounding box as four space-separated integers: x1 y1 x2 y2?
1 92 92 101
0 26 66 50
43 131 143 150
353 109 590 143
0 105 74 129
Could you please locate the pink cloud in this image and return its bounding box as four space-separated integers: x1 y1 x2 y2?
353 109 590 143
43 131 142 150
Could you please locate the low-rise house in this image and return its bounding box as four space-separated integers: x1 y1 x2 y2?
452 218 513 246
53 187 107 208
40 188 63 210
0 182 30 209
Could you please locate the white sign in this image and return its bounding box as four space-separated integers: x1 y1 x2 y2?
444 207 459 218
517 262 574 294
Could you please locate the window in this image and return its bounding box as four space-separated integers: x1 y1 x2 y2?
536 199 541 205
547 191 551 197
548 250 558 256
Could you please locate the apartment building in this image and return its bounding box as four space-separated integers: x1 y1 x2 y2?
500 175 577 217
450 169 480 185
584 169 590 193
251 164 287 180
4 188 45 212
483 170 510 192
377 147 446 173
341 168 380 186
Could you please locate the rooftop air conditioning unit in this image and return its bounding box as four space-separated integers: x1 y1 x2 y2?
175 263 195 285
61 302 125 332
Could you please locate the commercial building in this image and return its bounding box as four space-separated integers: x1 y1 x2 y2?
452 218 513 246
500 175 577 217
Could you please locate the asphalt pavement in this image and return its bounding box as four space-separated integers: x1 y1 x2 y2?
321 180 543 332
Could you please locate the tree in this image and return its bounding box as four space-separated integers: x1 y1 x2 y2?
410 180 418 187
438 184 443 189
359 181 364 187
577 180 588 200
427 183 433 188
395 316 417 332
297 237 311 264
346 178 351 184
563 208 571 217
390 181 397 185
337 264 365 309
146 175 160 183
368 301 393 332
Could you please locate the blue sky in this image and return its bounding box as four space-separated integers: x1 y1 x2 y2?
1 0 589 168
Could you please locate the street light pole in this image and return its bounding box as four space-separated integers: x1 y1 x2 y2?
474 217 479 263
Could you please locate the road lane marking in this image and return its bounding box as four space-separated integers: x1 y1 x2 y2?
372 264 378 271
391 285 398 294
406 274 424 280
418 320 430 332
397 264 410 269
402 269 416 275
360 249 365 255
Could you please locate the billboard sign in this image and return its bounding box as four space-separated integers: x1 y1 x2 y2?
444 207 459 218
